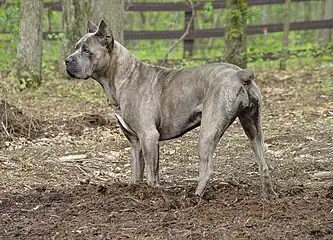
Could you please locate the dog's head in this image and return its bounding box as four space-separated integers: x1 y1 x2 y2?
65 20 114 79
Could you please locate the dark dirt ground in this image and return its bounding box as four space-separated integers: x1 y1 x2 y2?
0 63 333 239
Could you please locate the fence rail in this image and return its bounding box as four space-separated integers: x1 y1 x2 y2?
151 45 333 64
41 0 321 12
37 19 333 41
123 20 333 40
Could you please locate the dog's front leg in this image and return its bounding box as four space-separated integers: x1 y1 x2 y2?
140 131 160 187
129 139 145 183
119 135 144 183
116 115 144 183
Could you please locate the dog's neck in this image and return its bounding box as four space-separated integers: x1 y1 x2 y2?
92 41 172 108
91 41 138 107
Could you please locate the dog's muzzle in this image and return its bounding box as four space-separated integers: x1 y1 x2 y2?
65 56 86 79
65 57 75 77
66 68 76 78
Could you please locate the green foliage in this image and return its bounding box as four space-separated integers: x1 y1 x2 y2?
0 1 20 70
320 76 333 96
203 2 214 17
0 3 63 86
223 0 248 68
43 40 62 77
130 40 184 60
5 68 42 91
125 0 332 66
42 10 64 79
171 59 206 68
18 71 42 89
0 1 20 31
0 0 332 83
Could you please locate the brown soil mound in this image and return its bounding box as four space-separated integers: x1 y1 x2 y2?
0 99 41 142
0 100 116 143
69 113 111 127
1 183 332 239
46 113 117 136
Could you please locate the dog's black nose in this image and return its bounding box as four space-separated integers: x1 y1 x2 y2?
65 57 72 66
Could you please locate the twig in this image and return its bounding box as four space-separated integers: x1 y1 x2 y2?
1 121 11 138
28 115 32 138
74 164 109 182
26 149 50 162
175 197 203 214
76 164 91 175
124 0 132 11
59 154 88 162
21 205 41 212
162 0 195 64
4 100 9 131
317 220 333 225
122 196 149 207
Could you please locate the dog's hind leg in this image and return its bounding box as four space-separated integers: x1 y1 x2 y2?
195 96 238 197
239 106 277 199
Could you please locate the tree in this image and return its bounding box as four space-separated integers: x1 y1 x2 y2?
224 0 248 69
208 8 222 49
16 0 43 88
304 0 312 21
92 0 124 43
280 0 291 70
322 0 333 42
61 0 93 65
314 1 325 42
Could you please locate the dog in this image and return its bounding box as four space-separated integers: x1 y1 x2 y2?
65 20 277 199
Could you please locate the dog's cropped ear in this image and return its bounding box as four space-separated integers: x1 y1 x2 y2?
95 20 114 52
87 21 98 33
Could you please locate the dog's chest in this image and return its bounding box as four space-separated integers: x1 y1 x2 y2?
115 108 136 135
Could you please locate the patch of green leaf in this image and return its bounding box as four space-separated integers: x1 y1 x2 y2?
320 76 333 96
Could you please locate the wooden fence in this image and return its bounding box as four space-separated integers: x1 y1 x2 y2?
1 0 333 58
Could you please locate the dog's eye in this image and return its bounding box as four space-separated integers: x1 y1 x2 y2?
82 46 90 54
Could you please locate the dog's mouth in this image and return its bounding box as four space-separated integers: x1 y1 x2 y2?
66 69 89 80
66 69 77 78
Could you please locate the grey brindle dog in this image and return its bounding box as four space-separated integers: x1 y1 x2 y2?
65 20 277 199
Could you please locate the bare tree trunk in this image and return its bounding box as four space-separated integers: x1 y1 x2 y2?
183 9 195 59
61 0 93 73
208 9 222 49
92 0 124 44
140 12 146 25
262 5 269 44
262 5 269 24
322 0 333 42
315 0 326 42
224 0 248 68
304 1 312 21
280 0 291 70
16 0 43 88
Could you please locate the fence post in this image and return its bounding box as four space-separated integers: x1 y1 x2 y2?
280 0 291 70
183 9 194 58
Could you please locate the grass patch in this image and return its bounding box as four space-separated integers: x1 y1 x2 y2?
320 76 333 96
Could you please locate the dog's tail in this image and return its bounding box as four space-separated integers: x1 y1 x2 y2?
236 69 254 85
